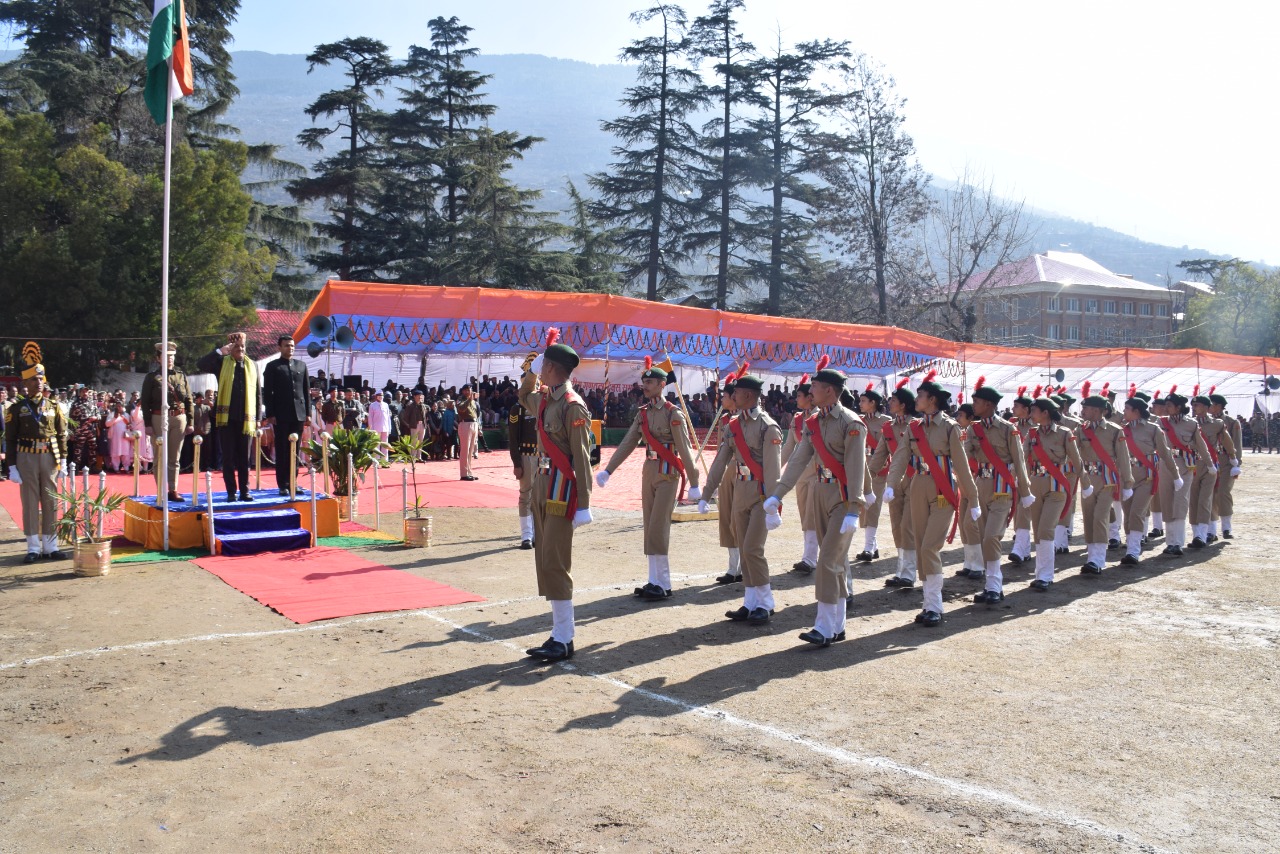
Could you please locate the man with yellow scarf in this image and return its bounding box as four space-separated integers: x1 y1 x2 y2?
197 332 261 502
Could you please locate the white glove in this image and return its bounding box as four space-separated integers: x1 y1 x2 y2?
839 514 859 534
7 467 20 485
1208 465 1218 475
1173 476 1184 490
571 508 593 529
1081 484 1094 499
1020 494 1036 508
863 492 876 505
762 495 781 514
686 485 701 501
764 510 782 531
1121 488 1133 501
697 499 709 514
529 353 545 375
595 470 610 488
1230 466 1241 477
969 506 982 522
881 486 895 503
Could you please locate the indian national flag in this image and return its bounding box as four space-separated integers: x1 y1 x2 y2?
143 0 195 125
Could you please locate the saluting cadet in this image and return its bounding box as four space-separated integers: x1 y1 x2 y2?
1119 392 1177 565
2 343 68 563
708 371 742 584
1023 397 1084 589
877 377 920 588
597 357 701 601
508 397 539 549
518 329 594 663
1155 390 1211 556
966 382 1033 605
780 366 819 574
856 383 891 563
1007 385 1038 565
1075 392 1135 574
885 371 979 626
1208 393 1243 539
702 366 783 625
1188 391 1235 549
953 401 985 579
766 361 867 646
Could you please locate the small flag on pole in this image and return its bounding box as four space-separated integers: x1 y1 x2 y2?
144 0 194 125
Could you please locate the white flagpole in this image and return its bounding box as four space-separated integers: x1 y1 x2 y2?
160 60 175 551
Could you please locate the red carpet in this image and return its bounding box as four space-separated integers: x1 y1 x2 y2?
193 546 484 623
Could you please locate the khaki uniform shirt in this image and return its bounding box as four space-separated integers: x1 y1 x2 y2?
1122 417 1177 482
1196 415 1236 467
605 399 699 487
966 414 1033 497
704 407 782 498
1023 421 1084 475
1076 418 1135 489
775 403 867 513
1222 417 1242 466
867 415 910 477
3 394 67 473
886 412 979 504
1161 415 1212 475
140 368 194 421
519 373 593 511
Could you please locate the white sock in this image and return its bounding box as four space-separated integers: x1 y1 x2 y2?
647 554 659 586
902 550 918 582
1013 528 1031 557
1169 520 1187 547
27 534 41 553
655 555 671 590
922 574 944 614
801 529 818 566
550 599 574 643
755 584 775 612
520 515 533 540
1036 540 1055 583
1055 525 1068 549
1110 501 1122 539
863 526 877 553
1126 531 1142 558
743 585 757 610
1087 542 1106 566
984 559 1003 593
1209 518 1218 536
1151 511 1163 530
1222 515 1232 533
727 547 740 576
42 534 57 554
964 543 982 571
896 550 905 574
827 600 847 637
1192 523 1205 542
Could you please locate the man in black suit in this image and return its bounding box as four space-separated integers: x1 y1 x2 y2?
262 335 311 496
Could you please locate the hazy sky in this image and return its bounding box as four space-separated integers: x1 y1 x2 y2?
12 1 1278 263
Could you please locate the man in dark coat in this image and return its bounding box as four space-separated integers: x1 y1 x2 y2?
262 335 311 496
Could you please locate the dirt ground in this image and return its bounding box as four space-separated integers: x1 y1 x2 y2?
2 455 1279 854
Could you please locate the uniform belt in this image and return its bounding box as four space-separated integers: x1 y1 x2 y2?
150 408 184 415
975 463 995 478
816 474 839 484
816 466 836 479
646 449 661 460
1031 465 1051 477
536 455 553 471
735 464 757 481
909 455 930 473
1081 462 1103 474
17 439 53 452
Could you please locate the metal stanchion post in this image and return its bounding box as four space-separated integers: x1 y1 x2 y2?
97 472 106 540
205 471 216 555
320 432 330 497
254 428 263 492
373 461 380 535
132 433 141 496
191 435 202 505
288 433 299 501
308 466 318 547
81 465 90 535
402 469 408 522
346 452 354 522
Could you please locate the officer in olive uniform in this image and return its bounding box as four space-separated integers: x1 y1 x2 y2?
1188 394 1235 548
508 398 539 549
1075 395 1135 574
140 341 194 506
767 363 867 646
3 343 68 563
703 371 782 626
518 334 594 663
856 384 892 563
780 372 819 573
877 379 920 587
597 357 701 600
1208 393 1243 539
1157 392 1212 555
885 374 979 626
1119 395 1177 565
966 384 1033 604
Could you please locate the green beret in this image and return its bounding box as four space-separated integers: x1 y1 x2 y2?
860 388 884 404
1165 392 1188 406
640 366 668 382
972 386 1002 404
1132 391 1151 403
956 403 975 419
812 368 846 389
1031 396 1060 416
917 380 951 403
735 374 764 392
1080 395 1109 409
545 342 580 371
1208 393 1228 407
1124 396 1150 414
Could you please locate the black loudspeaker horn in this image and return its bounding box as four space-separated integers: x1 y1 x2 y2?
306 341 324 359
333 325 355 348
309 315 333 338
1267 375 1280 390
1053 368 1066 382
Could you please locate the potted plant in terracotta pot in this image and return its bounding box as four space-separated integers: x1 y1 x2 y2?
306 427 380 519
388 433 431 547
53 485 128 576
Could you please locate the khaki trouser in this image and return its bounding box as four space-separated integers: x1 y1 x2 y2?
1080 474 1114 543
718 474 736 548
731 476 770 587
889 489 915 551
150 413 187 497
959 493 981 546
17 451 58 537
1157 464 1191 523
517 453 536 517
1214 469 1236 519
1188 465 1216 526
641 461 680 555
795 467 817 530
531 471 575 600
863 473 887 528
976 479 1013 562
1029 475 1068 541
908 475 956 579
811 480 856 604
1123 470 1155 534
457 421 478 477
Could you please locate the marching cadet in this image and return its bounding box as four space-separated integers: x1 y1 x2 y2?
953 402 985 579
780 366 819 574
1052 391 1083 554
1099 384 1126 548
702 366 783 626
518 329 594 663
1188 391 1234 549
140 341 194 507
855 382 892 563
877 378 920 588
2 343 68 563
708 371 742 584
1154 390 1211 556
966 382 1033 604
1075 392 1135 574
508 396 539 549
1023 397 1084 589
766 361 866 645
597 357 701 601
1006 385 1038 565
1147 390 1170 539
884 371 979 626
1208 393 1243 539
1119 393 1178 565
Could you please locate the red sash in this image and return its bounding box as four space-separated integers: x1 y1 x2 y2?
1028 430 1073 520
1197 419 1220 466
537 392 580 517
1080 423 1123 500
640 403 687 500
729 415 765 493
792 412 804 441
878 421 897 477
909 420 958 508
806 413 848 501
1123 423 1159 494
971 421 1019 503
1161 417 1194 457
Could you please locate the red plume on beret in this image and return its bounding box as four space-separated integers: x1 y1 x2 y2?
1193 383 1200 396
957 392 965 403
1017 385 1027 397
1168 384 1177 394
1128 383 1137 398
1082 380 1092 398
973 375 985 394
865 381 875 392
1101 382 1110 396
733 362 750 381
1032 384 1043 398
798 373 810 385
644 355 653 371
545 327 560 348
895 375 911 390
1057 385 1066 395
1209 385 1216 394
922 368 938 384
1154 388 1162 398
815 354 831 372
